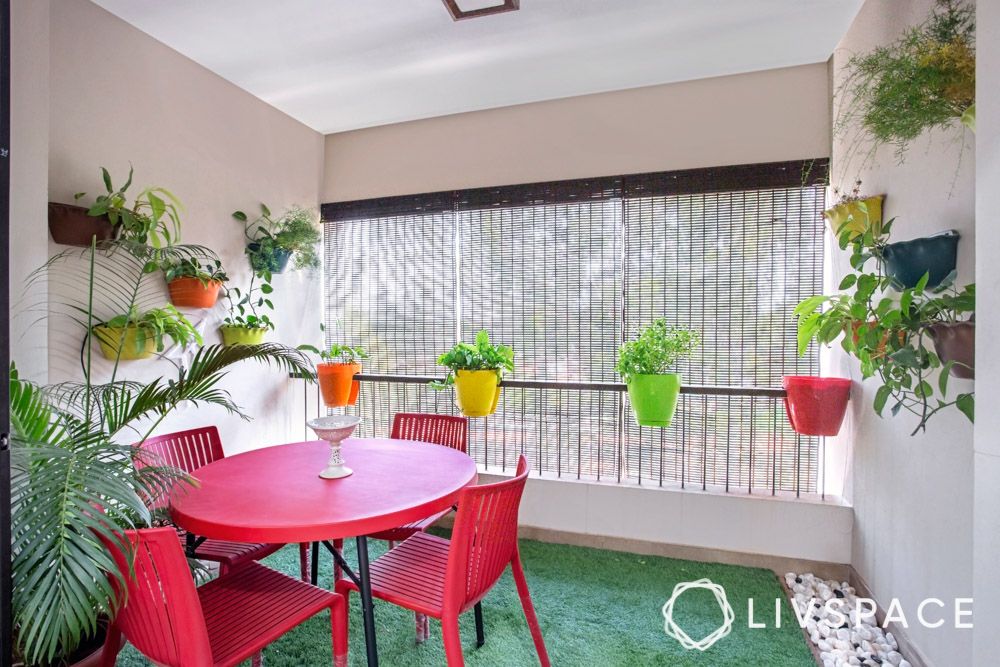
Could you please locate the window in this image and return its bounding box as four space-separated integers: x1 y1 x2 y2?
323 160 828 492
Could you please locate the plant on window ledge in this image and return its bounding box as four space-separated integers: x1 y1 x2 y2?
794 218 974 435
233 203 321 274
299 341 369 408
835 0 975 173
430 330 514 418
220 270 275 345
616 319 699 428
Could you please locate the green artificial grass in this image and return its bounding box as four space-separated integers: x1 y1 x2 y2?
115 535 814 666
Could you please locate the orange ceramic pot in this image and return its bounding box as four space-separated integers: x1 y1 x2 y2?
317 362 361 407
168 277 222 308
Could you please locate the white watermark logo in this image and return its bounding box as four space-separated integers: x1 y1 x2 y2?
661 578 735 651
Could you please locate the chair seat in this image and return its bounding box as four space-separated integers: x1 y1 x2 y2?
177 530 282 570
339 532 451 617
367 507 452 542
200 562 340 667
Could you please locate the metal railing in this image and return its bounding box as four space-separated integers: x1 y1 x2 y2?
297 374 823 498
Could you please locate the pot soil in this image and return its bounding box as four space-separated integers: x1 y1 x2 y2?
219 325 267 346
247 243 292 274
317 362 362 407
48 202 115 247
93 325 155 360
823 195 884 238
928 320 975 379
453 370 501 417
626 373 682 427
782 376 851 437
881 230 959 290
168 277 223 308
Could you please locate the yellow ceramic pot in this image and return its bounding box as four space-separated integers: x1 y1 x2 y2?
219 325 267 346
824 195 884 238
453 369 502 417
93 325 156 360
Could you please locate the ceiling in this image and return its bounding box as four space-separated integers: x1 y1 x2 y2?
91 0 863 134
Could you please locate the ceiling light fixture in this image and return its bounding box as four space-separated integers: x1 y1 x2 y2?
442 0 520 21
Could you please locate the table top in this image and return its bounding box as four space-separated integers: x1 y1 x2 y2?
170 438 478 543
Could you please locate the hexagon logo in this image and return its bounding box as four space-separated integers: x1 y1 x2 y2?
661 578 735 651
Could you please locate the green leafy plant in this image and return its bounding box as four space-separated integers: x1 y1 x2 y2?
299 343 369 364
430 330 514 389
98 304 203 353
233 203 322 273
162 257 228 286
10 239 313 665
794 216 975 434
615 319 699 381
222 270 275 331
75 165 183 247
836 0 975 169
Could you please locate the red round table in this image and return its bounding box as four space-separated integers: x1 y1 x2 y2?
170 437 478 667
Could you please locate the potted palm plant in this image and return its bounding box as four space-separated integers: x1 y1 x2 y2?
54 165 183 247
220 271 275 345
616 319 699 427
10 239 312 666
93 305 202 360
431 330 514 417
163 257 228 308
299 343 369 407
233 203 321 274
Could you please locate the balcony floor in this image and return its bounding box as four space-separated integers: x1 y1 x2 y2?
117 534 815 666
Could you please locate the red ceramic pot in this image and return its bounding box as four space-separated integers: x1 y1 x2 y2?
782 376 852 436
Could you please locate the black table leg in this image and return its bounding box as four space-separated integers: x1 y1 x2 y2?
356 536 379 667
310 541 320 586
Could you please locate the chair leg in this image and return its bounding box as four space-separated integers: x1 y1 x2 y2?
415 611 430 644
474 602 485 648
251 652 263 667
311 541 320 585
332 539 344 583
99 622 122 667
331 597 349 667
511 553 550 667
441 613 465 667
299 542 310 582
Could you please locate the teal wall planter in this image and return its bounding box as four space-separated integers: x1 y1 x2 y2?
881 230 959 290
247 243 292 273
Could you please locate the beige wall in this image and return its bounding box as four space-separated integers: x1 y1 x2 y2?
323 63 831 201
42 0 325 453
974 0 1000 664
829 1 977 665
9 0 50 384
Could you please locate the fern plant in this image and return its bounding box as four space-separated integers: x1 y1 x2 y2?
430 330 514 389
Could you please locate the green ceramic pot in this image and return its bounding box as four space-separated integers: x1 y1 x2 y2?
881 230 959 290
626 373 682 427
219 325 267 346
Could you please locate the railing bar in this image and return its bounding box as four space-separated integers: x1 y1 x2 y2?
680 394 686 490
748 400 754 495
538 388 543 474
702 395 708 491
725 395 731 493
796 432 802 499
821 436 826 501
577 391 582 480
771 398 777 496
616 391 624 484
658 422 664 487
484 415 489 472
597 390 603 482
502 388 508 473
556 389 562 479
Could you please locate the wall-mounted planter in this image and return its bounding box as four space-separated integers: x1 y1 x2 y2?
317 362 362 407
453 369 501 417
823 195 884 238
48 202 115 247
782 376 851 436
247 243 292 274
880 230 959 290
626 373 682 427
93 325 155 360
219 325 267 346
167 277 223 308
928 320 975 379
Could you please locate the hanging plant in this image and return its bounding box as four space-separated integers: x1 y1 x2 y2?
835 0 975 170
233 203 321 274
794 216 974 435
430 330 514 418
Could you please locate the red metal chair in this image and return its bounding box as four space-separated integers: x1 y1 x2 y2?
137 426 310 580
99 527 348 667
336 455 549 666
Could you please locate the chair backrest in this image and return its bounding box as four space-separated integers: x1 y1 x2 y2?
136 426 225 473
104 527 213 666
444 455 530 613
391 412 469 453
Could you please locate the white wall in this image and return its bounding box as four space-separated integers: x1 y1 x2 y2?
973 0 1000 663
39 0 325 454
8 0 50 384
830 1 976 664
